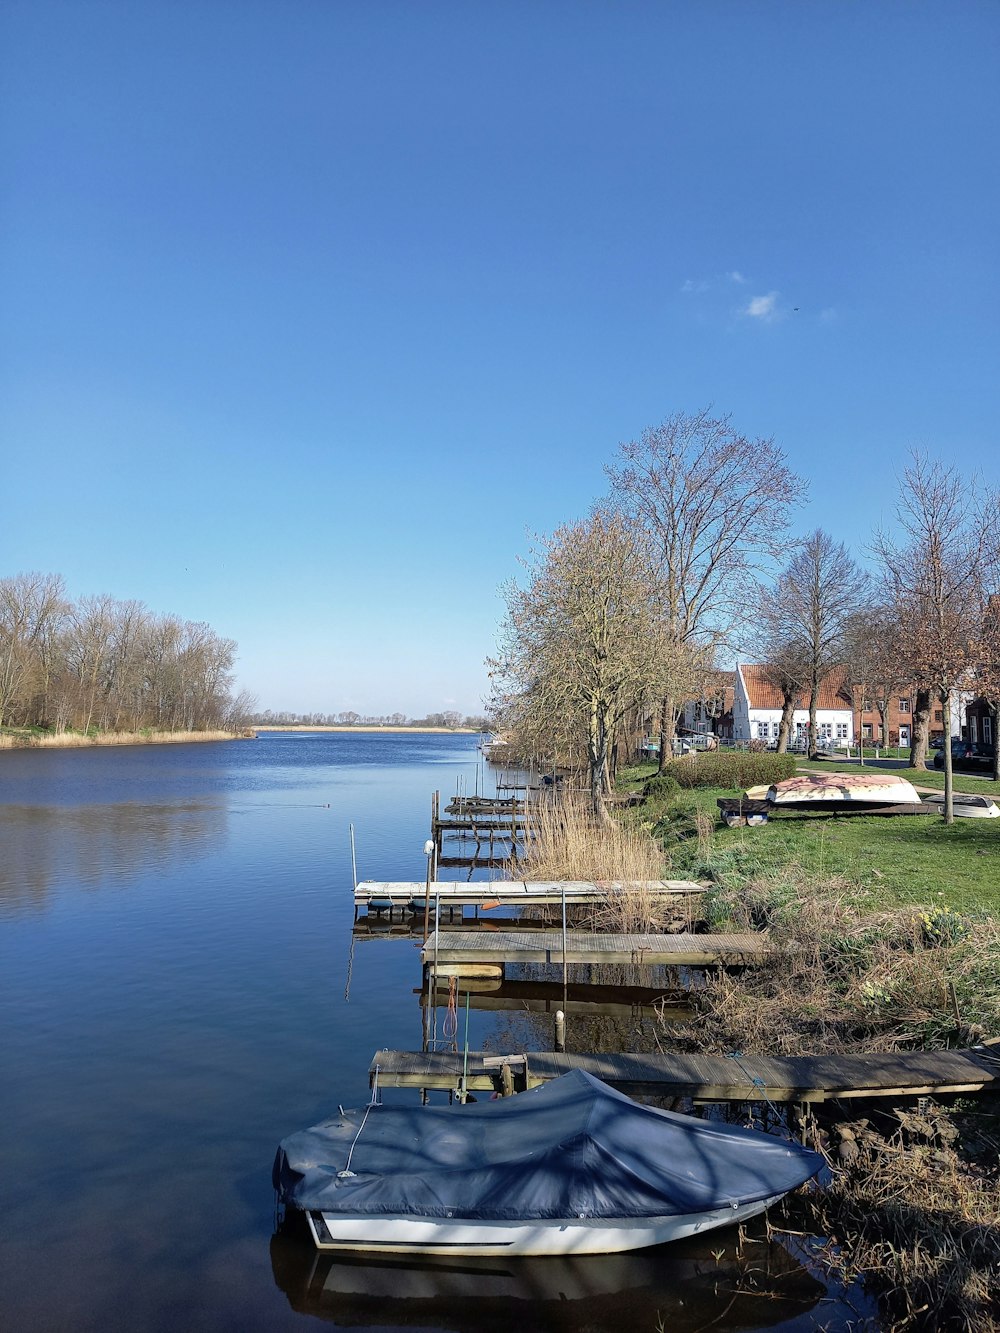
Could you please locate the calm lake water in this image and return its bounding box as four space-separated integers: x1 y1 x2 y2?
0 732 870 1331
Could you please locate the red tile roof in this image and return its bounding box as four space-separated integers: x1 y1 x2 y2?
740 664 854 711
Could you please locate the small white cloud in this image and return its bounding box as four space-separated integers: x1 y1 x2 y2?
745 291 779 321
728 270 747 284
681 278 709 294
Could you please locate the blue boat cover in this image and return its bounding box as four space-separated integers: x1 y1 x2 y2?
273 1070 822 1221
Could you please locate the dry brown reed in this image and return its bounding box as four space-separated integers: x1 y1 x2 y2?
0 729 243 750
786 1105 1000 1331
683 872 1000 1057
512 792 675 932
679 872 1000 1331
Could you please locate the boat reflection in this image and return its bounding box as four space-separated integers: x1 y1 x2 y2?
270 1216 826 1331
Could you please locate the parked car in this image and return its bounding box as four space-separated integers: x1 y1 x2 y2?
933 739 996 773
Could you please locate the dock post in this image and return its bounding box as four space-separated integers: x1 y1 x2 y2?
422 839 434 943
554 1009 565 1052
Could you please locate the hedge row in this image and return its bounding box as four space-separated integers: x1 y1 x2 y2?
662 751 797 789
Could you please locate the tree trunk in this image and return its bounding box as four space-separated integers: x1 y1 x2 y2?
588 697 612 826
656 694 670 775
877 703 890 751
941 689 953 825
910 688 931 769
776 692 796 752
991 705 999 781
808 675 819 759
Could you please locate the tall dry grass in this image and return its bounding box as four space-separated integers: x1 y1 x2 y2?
0 729 244 750
786 1104 1000 1332
513 793 679 931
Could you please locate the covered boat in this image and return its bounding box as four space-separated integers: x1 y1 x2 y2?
273 1069 822 1257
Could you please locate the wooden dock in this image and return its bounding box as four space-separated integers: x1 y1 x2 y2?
369 1042 1000 1104
420 979 689 1018
355 879 706 913
420 928 768 969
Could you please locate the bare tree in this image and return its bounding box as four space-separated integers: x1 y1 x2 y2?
770 531 869 758
841 603 911 761
0 573 68 727
607 409 804 772
490 509 684 820
874 455 999 822
755 608 810 753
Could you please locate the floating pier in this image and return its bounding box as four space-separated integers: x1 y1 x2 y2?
354 878 706 915
420 927 769 971
419 978 689 1018
369 1042 1000 1105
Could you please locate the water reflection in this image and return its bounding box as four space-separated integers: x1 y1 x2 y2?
0 800 227 914
270 1220 826 1331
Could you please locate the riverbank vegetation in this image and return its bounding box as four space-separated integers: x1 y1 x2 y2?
0 571 254 737
512 770 999 1328
0 727 248 750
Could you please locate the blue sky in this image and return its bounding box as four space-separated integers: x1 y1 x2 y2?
3 1 998 716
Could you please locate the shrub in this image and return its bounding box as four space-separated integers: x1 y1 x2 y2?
662 751 797 789
642 774 680 803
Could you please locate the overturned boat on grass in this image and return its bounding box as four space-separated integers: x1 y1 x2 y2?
273 1069 822 1257
719 772 999 825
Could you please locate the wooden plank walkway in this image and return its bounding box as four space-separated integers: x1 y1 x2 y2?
369 1043 1000 1104
355 879 705 911
420 979 689 1018
421 928 768 968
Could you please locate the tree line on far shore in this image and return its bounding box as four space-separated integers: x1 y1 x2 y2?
252 710 489 729
488 410 1000 820
0 573 254 735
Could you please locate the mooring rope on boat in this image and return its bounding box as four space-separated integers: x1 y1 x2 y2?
338 1067 381 1178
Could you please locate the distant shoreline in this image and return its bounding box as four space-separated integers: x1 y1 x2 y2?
254 725 478 734
0 728 251 752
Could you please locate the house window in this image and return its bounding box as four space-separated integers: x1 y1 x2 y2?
898 698 910 713
970 717 978 742
862 723 873 739
985 717 993 743
756 721 769 739
820 723 832 738
836 723 848 739
934 709 943 722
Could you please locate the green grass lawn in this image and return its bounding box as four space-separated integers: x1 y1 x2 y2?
616 761 1000 917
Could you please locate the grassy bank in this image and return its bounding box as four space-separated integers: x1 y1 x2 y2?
0 728 249 750
612 760 1000 1330
620 761 1000 916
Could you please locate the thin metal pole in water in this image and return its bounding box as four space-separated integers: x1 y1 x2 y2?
461 990 471 1102
349 823 358 888
561 881 568 1016
431 893 442 1047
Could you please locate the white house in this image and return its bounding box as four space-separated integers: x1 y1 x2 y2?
732 664 855 747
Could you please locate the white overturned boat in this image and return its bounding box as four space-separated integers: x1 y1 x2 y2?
766 772 923 806
273 1069 822 1257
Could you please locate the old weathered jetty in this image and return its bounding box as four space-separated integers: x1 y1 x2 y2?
419 978 688 1018
420 927 768 971
368 1042 1000 1105
354 878 705 915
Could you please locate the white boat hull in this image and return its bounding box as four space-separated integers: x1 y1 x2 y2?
305 1193 783 1256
